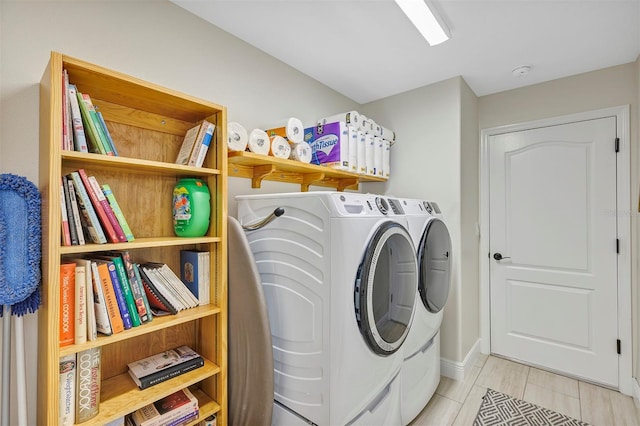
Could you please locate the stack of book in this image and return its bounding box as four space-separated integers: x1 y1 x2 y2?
60 168 135 246
62 69 118 155
127 346 204 390
59 252 154 345
58 347 102 425
139 262 200 315
175 120 216 168
127 387 199 426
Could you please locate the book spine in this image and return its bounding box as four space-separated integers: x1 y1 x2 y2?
74 264 87 345
188 122 214 167
180 250 200 301
82 94 113 156
138 264 177 315
137 357 204 389
142 265 184 312
87 175 127 242
65 176 85 245
77 169 119 243
60 178 72 246
102 261 133 329
75 89 105 154
67 84 89 153
62 69 70 150
166 410 199 426
195 123 215 167
90 261 112 336
71 258 97 341
95 262 124 333
109 256 141 327
96 111 118 156
59 263 76 347
175 123 201 165
69 172 107 244
59 354 76 426
75 347 101 423
101 184 135 241
117 251 150 323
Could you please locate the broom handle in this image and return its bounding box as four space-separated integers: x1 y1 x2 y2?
1 305 10 426
14 315 26 425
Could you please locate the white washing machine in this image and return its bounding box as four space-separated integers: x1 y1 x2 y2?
236 191 419 426
398 198 452 425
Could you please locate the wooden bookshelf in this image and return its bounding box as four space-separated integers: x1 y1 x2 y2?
38 52 227 425
228 150 387 191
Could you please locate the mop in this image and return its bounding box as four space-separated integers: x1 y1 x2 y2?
0 174 41 426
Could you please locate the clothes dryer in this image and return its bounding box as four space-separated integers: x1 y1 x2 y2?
398 198 452 425
236 192 419 426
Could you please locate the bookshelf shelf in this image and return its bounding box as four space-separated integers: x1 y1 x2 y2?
228 150 386 191
39 52 227 425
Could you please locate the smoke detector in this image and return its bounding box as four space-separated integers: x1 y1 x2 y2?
512 65 532 77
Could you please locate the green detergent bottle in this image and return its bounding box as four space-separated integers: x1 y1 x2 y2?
173 178 210 237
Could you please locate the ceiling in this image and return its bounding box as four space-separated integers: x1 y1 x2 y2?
172 0 640 104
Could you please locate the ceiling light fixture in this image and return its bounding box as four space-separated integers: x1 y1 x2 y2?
394 0 450 46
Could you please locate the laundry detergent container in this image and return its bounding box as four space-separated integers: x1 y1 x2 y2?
173 178 210 237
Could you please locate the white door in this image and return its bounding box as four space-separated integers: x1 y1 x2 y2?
489 117 619 387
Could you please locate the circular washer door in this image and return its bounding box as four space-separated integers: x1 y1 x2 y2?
417 218 452 313
354 221 418 356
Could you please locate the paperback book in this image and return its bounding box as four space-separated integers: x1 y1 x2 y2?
127 346 204 390
129 387 198 426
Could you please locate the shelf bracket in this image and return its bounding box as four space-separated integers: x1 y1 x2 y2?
337 179 359 192
252 164 276 188
301 173 326 192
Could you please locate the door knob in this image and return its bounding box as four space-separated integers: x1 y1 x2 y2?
493 253 511 261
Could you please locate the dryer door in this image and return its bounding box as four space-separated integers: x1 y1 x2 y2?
355 221 418 355
418 218 452 313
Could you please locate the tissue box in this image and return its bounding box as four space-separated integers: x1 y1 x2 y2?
306 122 349 170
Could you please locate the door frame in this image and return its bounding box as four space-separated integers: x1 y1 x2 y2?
479 105 631 394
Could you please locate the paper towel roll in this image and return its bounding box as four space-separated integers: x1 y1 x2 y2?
289 141 312 163
383 139 391 178
371 121 382 138
381 125 396 142
317 111 361 129
348 126 359 173
269 135 291 159
227 122 248 152
357 131 366 174
248 129 270 155
374 136 383 177
265 117 304 144
365 134 375 176
360 115 368 133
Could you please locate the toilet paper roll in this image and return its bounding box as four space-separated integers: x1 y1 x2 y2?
227 121 248 152
383 139 391 178
381 125 396 142
365 134 375 176
348 125 359 173
265 117 304 144
248 128 270 155
374 136 383 177
289 141 312 163
317 111 361 129
357 131 367 174
269 135 291 159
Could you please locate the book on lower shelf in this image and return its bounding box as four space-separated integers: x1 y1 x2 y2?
59 354 76 426
128 387 199 426
60 262 76 347
75 347 101 423
127 346 204 390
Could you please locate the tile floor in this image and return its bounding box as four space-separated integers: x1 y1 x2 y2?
410 354 640 425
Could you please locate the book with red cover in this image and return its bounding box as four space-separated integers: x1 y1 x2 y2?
87 175 127 242
76 169 120 243
59 262 76 347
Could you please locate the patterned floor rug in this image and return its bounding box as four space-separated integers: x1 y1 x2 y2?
474 388 589 426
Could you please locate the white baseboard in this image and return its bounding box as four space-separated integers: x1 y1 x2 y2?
440 339 481 381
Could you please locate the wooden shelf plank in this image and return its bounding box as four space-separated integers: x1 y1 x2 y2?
228 151 386 191
59 236 222 255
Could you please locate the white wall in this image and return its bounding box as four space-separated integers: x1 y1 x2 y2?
0 1 359 423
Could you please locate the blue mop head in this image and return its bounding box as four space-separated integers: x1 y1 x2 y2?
0 174 41 317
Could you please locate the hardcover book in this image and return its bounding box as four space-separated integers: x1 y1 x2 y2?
60 178 72 246
59 262 76 347
101 184 135 241
93 259 133 329
65 175 85 245
94 261 124 334
87 175 127 242
175 123 202 165
68 258 97 341
66 83 89 153
127 346 204 390
188 121 215 167
180 250 210 305
108 251 150 323
74 264 87 345
59 354 76 426
95 254 141 327
129 387 198 426
77 169 120 243
89 261 113 336
75 347 101 423
68 172 107 244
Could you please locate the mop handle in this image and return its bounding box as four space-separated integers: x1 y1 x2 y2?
1 305 10 426
14 315 26 425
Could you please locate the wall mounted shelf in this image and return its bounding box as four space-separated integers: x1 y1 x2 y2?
228 151 386 192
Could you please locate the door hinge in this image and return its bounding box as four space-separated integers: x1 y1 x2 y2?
617 339 621 355
615 138 620 153
616 239 620 254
